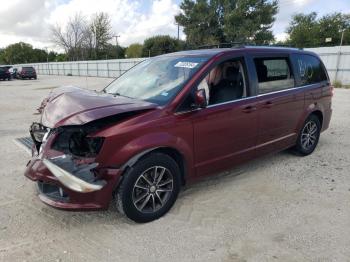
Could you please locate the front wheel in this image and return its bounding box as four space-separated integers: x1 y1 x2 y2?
116 153 181 223
294 114 321 156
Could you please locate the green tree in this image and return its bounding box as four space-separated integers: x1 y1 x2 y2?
88 12 113 59
0 42 39 64
0 49 5 64
0 42 67 64
317 13 350 46
142 35 184 57
286 12 350 48
175 0 224 47
125 43 143 58
175 0 278 46
224 0 278 44
286 12 319 48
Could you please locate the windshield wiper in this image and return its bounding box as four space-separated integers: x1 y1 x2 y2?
113 92 133 99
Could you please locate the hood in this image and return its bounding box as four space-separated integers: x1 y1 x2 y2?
40 86 157 128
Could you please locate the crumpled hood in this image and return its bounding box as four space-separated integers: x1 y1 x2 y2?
40 86 157 128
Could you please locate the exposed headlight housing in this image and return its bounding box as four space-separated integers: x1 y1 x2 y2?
30 122 50 152
30 123 48 143
51 127 104 157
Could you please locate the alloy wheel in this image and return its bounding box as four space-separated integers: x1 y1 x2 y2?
301 120 318 150
132 166 174 213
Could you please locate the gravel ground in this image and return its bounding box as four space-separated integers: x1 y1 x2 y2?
0 75 349 262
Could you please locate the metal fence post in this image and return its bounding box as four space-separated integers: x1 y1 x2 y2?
96 61 99 77
78 62 80 76
107 60 110 78
334 49 342 82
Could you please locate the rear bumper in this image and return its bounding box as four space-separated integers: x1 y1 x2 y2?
321 108 332 132
0 73 10 79
25 156 122 211
20 73 36 78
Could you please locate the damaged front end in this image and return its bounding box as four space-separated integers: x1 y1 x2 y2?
25 86 157 210
25 122 121 210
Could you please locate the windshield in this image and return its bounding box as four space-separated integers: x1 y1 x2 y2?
104 55 209 105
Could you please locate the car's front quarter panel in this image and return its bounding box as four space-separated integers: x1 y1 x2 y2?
92 109 195 181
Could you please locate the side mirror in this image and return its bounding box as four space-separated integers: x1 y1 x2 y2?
192 89 207 109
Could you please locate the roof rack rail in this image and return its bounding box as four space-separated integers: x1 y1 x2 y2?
196 42 300 50
197 42 251 49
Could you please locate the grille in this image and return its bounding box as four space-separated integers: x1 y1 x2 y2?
13 136 33 155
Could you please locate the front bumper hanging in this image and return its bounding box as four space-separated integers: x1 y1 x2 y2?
42 157 104 193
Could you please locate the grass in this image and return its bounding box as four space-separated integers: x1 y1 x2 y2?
333 80 350 89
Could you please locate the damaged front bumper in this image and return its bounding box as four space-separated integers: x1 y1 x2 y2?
42 156 104 193
25 124 122 211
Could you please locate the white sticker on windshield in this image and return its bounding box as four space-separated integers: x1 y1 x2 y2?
174 62 199 69
161 92 169 96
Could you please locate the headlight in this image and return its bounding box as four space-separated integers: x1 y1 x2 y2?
30 123 48 143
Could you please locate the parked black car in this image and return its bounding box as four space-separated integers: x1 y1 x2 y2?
0 66 11 80
17 66 37 79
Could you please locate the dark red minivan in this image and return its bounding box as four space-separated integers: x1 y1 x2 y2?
25 47 332 222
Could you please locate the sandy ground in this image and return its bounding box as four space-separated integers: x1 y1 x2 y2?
0 75 349 262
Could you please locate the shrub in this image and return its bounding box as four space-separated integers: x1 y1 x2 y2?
333 80 342 88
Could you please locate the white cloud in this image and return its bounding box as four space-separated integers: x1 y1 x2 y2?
0 0 182 50
0 0 348 50
272 0 316 37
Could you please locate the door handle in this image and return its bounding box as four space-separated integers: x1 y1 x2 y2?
262 101 273 108
242 105 257 113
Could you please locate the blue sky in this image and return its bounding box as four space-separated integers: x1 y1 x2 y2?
0 0 349 49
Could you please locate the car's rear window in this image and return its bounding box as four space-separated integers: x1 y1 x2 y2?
23 67 35 71
293 54 328 85
254 57 295 94
0 67 6 72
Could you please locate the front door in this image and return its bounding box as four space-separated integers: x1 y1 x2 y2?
190 57 258 177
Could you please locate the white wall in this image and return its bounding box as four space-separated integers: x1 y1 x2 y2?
14 46 350 84
305 46 350 85
15 58 146 78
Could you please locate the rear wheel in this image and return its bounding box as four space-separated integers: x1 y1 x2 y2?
116 153 181 223
294 114 321 156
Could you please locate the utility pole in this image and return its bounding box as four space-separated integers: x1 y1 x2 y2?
113 35 120 59
335 30 345 82
175 23 180 40
340 30 344 46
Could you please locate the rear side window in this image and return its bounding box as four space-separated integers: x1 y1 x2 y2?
254 57 294 94
294 54 328 85
23 67 35 71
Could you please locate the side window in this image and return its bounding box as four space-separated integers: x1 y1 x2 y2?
294 54 328 85
254 57 294 94
197 58 248 106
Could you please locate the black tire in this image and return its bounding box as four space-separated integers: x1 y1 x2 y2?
116 153 181 223
294 114 321 156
